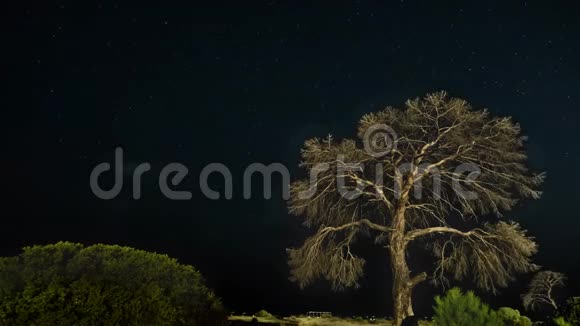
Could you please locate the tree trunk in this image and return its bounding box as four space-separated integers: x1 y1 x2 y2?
390 241 414 326
389 192 427 326
390 243 428 325
389 192 412 325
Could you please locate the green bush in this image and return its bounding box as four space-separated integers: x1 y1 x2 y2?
497 307 532 326
552 297 580 326
560 297 580 325
0 242 227 326
433 287 503 326
553 316 572 326
255 309 274 318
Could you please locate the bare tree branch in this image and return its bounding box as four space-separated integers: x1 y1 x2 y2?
428 221 539 294
522 271 566 312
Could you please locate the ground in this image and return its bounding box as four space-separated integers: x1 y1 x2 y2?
228 315 434 325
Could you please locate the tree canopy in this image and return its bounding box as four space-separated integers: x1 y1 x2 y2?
0 242 226 326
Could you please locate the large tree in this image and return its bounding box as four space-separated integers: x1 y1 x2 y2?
287 92 543 325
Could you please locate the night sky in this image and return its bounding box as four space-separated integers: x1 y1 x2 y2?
4 0 580 318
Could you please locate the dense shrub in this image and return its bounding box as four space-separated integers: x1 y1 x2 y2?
551 297 580 326
433 287 503 326
553 316 572 326
560 297 580 325
497 307 532 326
0 242 227 326
255 309 274 318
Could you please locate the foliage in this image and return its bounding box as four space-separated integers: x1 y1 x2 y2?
558 297 580 325
497 307 532 326
552 316 572 326
432 288 503 326
255 309 275 318
0 242 227 326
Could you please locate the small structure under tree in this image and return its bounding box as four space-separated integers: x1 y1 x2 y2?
306 311 332 318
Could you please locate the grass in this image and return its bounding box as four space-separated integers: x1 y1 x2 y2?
229 315 287 324
229 315 434 325
289 316 391 325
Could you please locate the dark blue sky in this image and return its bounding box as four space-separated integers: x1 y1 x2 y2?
4 0 580 317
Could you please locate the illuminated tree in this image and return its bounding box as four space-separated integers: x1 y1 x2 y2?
522 271 566 312
287 92 543 325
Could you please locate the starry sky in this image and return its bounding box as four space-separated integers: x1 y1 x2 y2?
4 0 580 317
